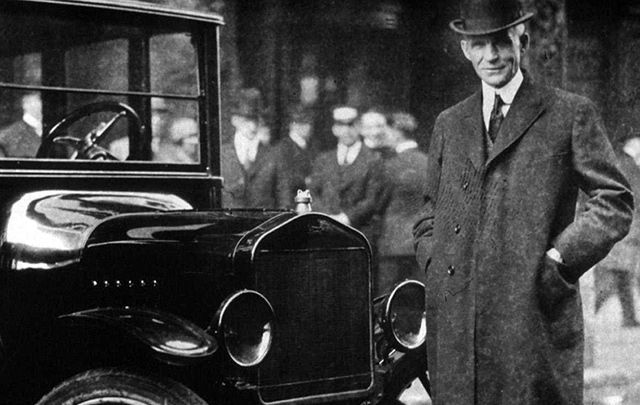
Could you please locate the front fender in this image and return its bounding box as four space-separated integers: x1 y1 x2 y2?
60 307 217 366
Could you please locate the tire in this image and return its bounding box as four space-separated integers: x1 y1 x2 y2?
379 349 431 405
36 368 209 405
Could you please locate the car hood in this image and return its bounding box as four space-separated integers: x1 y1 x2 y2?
2 190 193 270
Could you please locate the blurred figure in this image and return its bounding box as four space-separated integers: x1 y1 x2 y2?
155 117 199 163
360 108 390 154
220 88 291 208
594 137 640 327
0 92 42 157
257 117 272 146
308 105 385 248
274 104 316 205
376 111 428 295
109 97 170 160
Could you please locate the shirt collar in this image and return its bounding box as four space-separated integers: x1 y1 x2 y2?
395 140 418 154
289 131 308 150
481 69 523 107
23 113 42 136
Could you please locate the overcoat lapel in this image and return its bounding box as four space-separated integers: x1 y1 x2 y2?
486 77 546 167
460 92 485 170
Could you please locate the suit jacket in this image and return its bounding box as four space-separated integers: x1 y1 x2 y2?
0 120 40 158
378 147 429 257
273 137 316 204
309 144 385 244
413 76 633 404
220 142 292 209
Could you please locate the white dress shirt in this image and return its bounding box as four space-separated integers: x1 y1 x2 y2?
395 140 419 154
336 141 362 166
23 113 42 137
234 132 260 169
289 131 308 150
481 69 524 132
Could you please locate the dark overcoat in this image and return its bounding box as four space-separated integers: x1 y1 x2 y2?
309 144 385 245
413 77 633 404
0 120 40 157
379 147 430 257
220 142 292 209
273 136 316 206
376 147 429 294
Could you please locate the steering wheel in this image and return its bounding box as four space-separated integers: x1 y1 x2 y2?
37 101 142 160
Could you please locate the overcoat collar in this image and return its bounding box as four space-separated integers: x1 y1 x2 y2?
461 74 547 170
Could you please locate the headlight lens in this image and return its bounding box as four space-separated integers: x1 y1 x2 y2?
215 290 275 367
384 280 426 351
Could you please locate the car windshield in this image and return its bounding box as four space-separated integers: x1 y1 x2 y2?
0 2 202 164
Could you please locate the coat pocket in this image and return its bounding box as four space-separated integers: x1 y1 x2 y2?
538 255 577 304
537 255 582 348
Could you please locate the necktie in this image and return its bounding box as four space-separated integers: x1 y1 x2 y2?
488 94 505 143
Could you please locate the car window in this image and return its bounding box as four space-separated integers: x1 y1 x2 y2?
0 4 202 164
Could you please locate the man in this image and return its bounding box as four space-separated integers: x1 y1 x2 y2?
376 111 428 296
413 0 633 403
309 105 384 246
360 108 389 153
155 117 199 163
274 104 317 206
220 88 291 209
0 92 42 158
109 97 170 160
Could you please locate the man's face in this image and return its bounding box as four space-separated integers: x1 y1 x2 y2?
332 122 359 146
289 122 312 142
461 29 527 88
231 115 259 140
360 112 387 149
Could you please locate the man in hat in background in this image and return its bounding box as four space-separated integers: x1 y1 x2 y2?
273 104 318 206
0 92 42 158
308 105 385 251
220 87 292 209
413 0 633 403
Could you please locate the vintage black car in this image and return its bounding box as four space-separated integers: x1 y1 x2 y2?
0 1 429 404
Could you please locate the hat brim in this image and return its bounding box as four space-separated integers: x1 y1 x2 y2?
449 12 534 36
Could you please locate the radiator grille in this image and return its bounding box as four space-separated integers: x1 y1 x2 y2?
255 248 372 403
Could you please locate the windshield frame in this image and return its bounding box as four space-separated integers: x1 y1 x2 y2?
0 0 223 175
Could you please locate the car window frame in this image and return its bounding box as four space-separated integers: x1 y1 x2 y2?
0 0 223 176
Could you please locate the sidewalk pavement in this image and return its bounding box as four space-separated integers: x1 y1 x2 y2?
583 271 640 405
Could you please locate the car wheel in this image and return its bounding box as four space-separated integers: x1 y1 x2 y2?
36 368 208 405
380 349 431 404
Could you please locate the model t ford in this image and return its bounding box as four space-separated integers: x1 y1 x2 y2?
0 1 428 403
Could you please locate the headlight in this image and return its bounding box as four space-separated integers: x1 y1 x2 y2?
214 290 275 367
383 280 426 352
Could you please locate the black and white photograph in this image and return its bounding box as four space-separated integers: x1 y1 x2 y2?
0 0 639 404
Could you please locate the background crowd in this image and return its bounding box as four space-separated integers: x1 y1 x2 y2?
219 84 640 318
220 86 427 296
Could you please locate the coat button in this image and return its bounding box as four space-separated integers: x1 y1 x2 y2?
462 181 469 190
454 224 461 234
447 265 455 276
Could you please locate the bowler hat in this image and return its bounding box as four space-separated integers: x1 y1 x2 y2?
450 0 534 36
231 87 264 120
